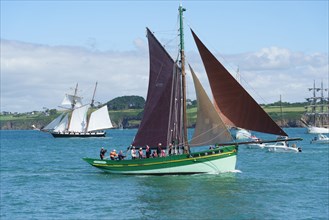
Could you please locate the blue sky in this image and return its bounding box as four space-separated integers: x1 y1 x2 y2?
2 1 328 53
1 1 328 112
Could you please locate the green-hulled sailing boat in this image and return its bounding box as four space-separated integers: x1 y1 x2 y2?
83 5 296 175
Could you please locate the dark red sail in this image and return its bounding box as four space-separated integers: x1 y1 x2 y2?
132 28 182 148
191 29 288 136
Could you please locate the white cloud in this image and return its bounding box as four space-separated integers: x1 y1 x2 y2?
1 40 328 113
218 47 328 103
1 39 149 112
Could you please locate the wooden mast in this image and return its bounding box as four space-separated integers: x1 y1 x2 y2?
280 94 283 126
72 83 79 110
67 83 79 132
179 5 189 153
91 81 98 108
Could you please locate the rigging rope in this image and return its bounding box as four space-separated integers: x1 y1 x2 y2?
189 124 235 147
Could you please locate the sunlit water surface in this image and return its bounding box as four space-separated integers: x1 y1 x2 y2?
1 128 328 219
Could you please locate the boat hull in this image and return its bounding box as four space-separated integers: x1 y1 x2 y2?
265 146 299 153
83 146 238 175
264 145 300 153
51 131 106 138
307 126 329 134
311 139 329 144
246 143 265 149
310 134 329 144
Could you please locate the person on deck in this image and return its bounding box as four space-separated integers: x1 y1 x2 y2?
168 143 173 156
138 148 144 159
118 150 125 160
145 145 151 158
157 143 162 157
161 150 166 157
100 147 107 160
131 146 137 159
152 150 158 158
110 149 118 160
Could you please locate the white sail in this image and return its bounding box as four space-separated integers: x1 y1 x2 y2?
54 113 69 132
189 66 233 146
68 105 90 132
87 105 113 132
43 113 64 131
61 94 83 108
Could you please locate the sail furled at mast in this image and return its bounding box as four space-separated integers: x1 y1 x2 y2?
132 28 182 148
61 94 83 108
191 29 287 137
167 64 182 147
189 65 233 146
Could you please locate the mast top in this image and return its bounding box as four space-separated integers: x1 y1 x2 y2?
72 83 79 110
178 5 186 51
91 81 98 107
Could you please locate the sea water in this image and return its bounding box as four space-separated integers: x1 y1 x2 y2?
0 128 328 219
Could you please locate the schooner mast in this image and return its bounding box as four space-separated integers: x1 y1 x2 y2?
71 83 79 110
178 5 189 153
90 82 98 108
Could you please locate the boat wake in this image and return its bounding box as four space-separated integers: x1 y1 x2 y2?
204 169 242 175
230 169 242 173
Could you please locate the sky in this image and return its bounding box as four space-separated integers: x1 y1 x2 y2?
1 0 328 113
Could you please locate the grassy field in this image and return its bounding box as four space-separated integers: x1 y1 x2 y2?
262 106 304 113
0 114 47 121
262 105 304 121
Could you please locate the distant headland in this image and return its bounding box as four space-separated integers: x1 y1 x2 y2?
0 95 312 130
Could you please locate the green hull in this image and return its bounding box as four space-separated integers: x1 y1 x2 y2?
83 145 238 175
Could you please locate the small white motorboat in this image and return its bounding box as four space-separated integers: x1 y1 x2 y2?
310 134 329 144
264 141 302 153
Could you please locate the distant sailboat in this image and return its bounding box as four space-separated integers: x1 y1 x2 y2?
302 81 329 134
83 5 301 174
43 83 113 138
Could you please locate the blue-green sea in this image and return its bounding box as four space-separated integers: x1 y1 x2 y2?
1 128 328 219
